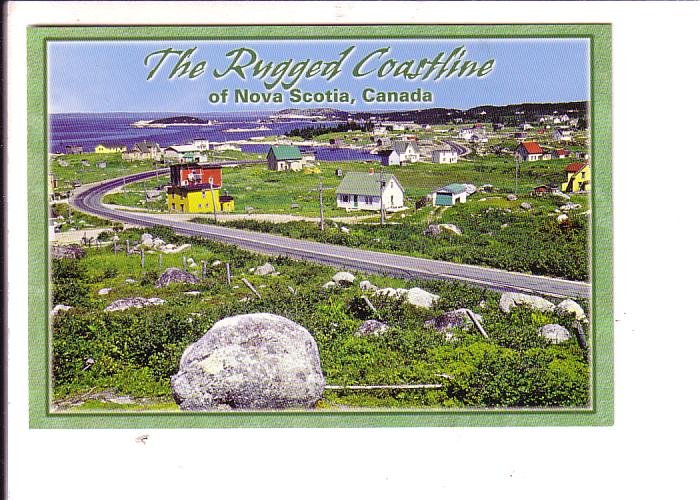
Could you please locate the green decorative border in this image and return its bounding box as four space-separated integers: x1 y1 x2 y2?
28 24 613 428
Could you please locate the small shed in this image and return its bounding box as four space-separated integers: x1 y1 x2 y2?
431 183 473 206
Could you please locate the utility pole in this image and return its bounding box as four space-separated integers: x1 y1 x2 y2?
379 164 386 226
318 175 325 231
142 181 148 208
208 177 218 224
515 155 521 196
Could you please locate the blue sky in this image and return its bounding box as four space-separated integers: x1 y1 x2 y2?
48 38 589 113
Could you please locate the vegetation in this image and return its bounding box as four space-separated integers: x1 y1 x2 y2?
195 193 590 281
51 227 590 410
52 203 113 231
287 122 370 140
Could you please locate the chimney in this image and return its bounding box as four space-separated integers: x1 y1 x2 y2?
368 167 375 175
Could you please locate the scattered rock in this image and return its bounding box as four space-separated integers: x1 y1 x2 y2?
340 226 350 234
359 280 378 292
424 309 483 334
155 268 200 288
501 223 509 229
560 203 581 212
499 292 556 313
245 206 255 213
552 191 571 201
538 324 571 344
463 184 478 195
152 238 165 248
423 224 442 236
184 291 202 296
439 223 462 235
50 304 72 316
520 202 532 210
253 263 276 276
332 271 355 286
104 297 165 312
211 260 222 267
290 203 300 209
355 320 389 337
170 313 325 411
406 287 440 309
557 214 569 224
189 262 198 268
161 243 191 254
97 287 112 296
125 278 136 284
555 299 587 322
51 245 86 260
506 194 518 201
322 281 337 289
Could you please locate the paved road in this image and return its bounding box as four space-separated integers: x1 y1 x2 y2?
72 170 591 299
444 140 470 156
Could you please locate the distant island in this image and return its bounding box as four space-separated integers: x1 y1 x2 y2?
131 115 215 128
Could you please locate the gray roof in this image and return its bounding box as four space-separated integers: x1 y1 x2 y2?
336 172 403 196
392 140 418 154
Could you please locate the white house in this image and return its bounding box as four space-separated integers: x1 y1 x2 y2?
514 142 544 162
336 170 404 211
378 149 401 166
373 125 388 135
123 141 162 161
521 123 533 130
267 145 304 171
163 145 208 163
192 138 210 151
431 148 458 164
392 140 420 163
459 128 488 143
553 128 573 142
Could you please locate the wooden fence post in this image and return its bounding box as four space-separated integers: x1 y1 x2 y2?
182 255 187 270
202 260 207 279
113 241 117 255
225 263 231 286
158 253 162 269
126 239 130 254
141 248 145 268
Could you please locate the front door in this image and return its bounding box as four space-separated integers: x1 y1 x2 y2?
353 195 358 208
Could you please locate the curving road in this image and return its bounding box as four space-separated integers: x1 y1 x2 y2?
72 170 591 299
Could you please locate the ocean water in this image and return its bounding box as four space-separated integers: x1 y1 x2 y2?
49 112 376 161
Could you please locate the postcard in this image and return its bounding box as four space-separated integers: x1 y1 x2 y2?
27 24 612 427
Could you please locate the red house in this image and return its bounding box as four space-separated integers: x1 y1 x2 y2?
515 142 544 162
169 164 223 188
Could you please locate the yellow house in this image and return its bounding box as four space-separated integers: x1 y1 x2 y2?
167 186 234 214
562 162 590 192
94 143 127 154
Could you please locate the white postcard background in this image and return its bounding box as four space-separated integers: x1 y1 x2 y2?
6 2 700 499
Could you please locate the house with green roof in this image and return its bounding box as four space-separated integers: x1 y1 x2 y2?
430 182 477 206
336 170 404 211
267 145 304 171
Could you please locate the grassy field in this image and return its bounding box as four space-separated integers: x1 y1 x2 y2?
198 191 590 281
50 153 158 193
51 226 591 411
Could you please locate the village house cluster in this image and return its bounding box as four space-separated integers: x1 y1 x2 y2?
54 107 590 216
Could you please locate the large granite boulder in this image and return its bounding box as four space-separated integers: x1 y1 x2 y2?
555 299 587 321
424 308 483 333
331 271 355 286
499 292 555 314
155 267 200 288
406 288 440 309
171 313 325 411
538 324 572 344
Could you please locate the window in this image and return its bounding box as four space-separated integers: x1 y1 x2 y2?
202 190 206 198
171 203 175 209
364 196 371 204
342 195 349 203
198 204 202 209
